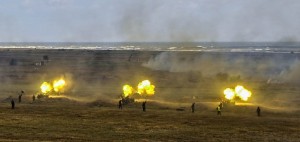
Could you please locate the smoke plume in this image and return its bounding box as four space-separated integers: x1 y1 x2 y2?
143 52 300 83
1 0 300 42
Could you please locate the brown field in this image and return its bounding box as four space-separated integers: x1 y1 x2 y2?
0 49 299 141
0 101 299 141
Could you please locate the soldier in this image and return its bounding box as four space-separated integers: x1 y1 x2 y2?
257 106 261 117
18 94 22 103
191 102 195 113
142 101 146 112
18 90 24 103
219 101 223 109
11 99 15 109
217 106 221 116
32 95 36 102
118 100 123 110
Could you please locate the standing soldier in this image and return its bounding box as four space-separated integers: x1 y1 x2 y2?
18 94 22 103
118 100 123 110
18 90 24 103
217 106 221 116
257 106 261 117
32 95 36 102
142 101 146 112
11 99 15 109
191 102 195 113
219 101 223 109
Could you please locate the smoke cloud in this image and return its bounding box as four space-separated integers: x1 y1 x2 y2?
1 0 300 42
143 52 300 83
279 59 300 82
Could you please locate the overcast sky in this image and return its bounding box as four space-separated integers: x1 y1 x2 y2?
0 0 300 42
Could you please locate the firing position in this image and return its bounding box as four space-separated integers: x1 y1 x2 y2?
257 106 261 117
118 100 123 110
142 101 146 112
11 99 15 109
191 102 195 113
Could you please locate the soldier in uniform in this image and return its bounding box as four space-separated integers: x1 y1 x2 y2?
257 106 261 117
18 90 24 103
118 100 123 110
191 102 195 113
11 99 15 109
217 106 221 116
32 95 36 102
142 101 146 112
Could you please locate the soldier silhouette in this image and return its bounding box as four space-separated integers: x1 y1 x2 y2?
257 106 261 117
11 99 15 109
191 103 195 113
32 95 36 102
217 106 221 115
118 100 123 110
19 90 24 103
142 101 146 112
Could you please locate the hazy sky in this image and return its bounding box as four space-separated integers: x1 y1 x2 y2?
0 0 300 42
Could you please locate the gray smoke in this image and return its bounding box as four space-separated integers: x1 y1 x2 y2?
143 52 300 82
279 59 300 82
1 0 300 42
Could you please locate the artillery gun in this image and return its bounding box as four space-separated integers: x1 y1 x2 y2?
121 96 135 105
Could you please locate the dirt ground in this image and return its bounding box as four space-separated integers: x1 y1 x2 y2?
0 100 299 141
0 49 299 141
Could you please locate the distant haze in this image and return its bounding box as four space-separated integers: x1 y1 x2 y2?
143 52 300 83
1 0 300 42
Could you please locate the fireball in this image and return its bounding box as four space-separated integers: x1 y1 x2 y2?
53 79 66 92
235 85 251 101
224 88 235 100
122 80 155 97
137 80 155 96
40 82 52 94
223 85 252 101
123 84 134 97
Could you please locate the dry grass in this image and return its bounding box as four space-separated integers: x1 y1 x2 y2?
0 49 299 141
0 100 299 142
